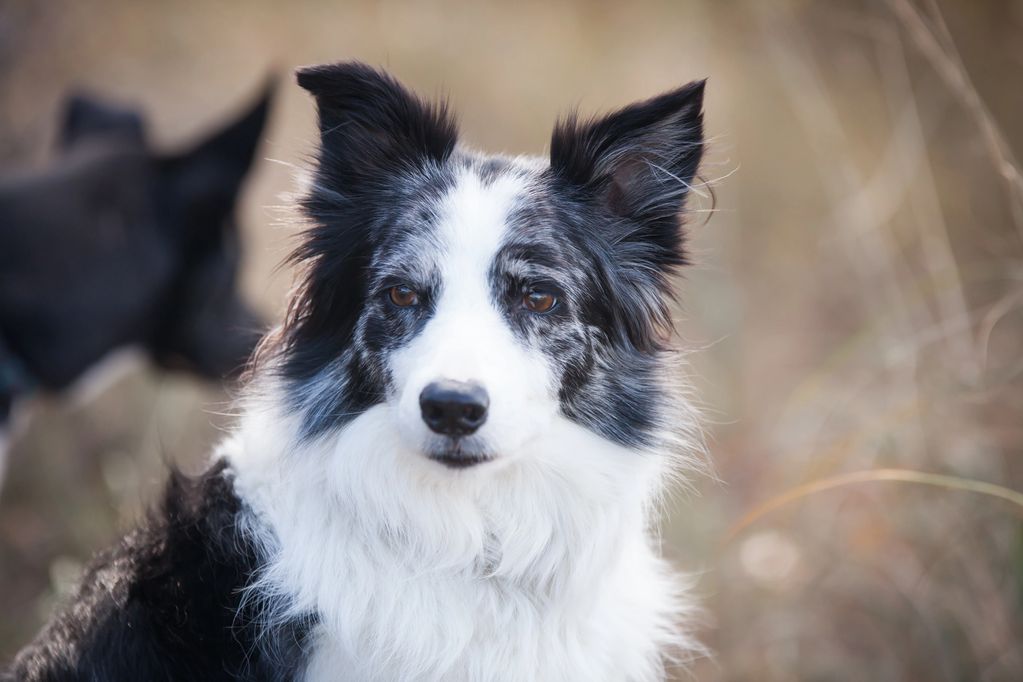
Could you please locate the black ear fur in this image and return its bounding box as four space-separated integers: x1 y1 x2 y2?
550 81 706 353
178 78 274 189
59 92 147 150
295 61 458 180
162 78 274 229
550 80 705 226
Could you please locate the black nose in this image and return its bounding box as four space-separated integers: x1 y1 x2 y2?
419 380 489 436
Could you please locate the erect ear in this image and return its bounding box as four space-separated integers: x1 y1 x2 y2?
550 81 706 353
164 77 275 227
550 80 705 226
58 92 147 150
295 61 457 183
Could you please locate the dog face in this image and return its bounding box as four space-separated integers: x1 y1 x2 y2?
276 63 703 470
0 87 270 388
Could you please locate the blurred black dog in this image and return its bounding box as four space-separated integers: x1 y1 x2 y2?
0 84 272 432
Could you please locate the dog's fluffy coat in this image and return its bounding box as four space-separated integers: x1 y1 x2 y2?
5 62 707 681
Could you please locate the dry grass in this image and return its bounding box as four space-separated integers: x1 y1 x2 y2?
1 1 1021 679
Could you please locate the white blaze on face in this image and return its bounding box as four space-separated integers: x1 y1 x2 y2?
389 167 558 458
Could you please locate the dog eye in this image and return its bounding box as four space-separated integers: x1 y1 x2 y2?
522 289 557 314
388 285 419 307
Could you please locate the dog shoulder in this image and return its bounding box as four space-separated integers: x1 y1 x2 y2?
3 460 309 682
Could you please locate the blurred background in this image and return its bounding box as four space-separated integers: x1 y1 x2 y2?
2 0 1021 679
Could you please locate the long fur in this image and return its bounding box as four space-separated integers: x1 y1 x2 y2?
6 62 708 682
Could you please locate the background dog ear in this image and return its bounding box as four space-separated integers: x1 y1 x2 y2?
58 92 147 150
162 77 275 230
296 61 458 182
550 80 705 226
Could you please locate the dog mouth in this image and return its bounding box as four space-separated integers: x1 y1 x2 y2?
425 437 493 469
430 452 492 469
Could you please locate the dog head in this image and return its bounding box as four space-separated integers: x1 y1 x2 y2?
0 85 271 388
273 62 704 474
138 88 270 379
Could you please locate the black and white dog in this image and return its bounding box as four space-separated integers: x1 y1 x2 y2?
0 84 271 441
4 62 707 681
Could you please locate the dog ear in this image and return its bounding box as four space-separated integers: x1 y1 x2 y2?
296 61 457 183
550 80 705 231
550 82 705 352
58 92 147 150
163 78 274 229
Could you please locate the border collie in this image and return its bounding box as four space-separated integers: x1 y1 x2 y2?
4 62 707 682
0 84 271 438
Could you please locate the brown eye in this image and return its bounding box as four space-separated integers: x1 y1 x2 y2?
523 289 557 314
388 284 419 307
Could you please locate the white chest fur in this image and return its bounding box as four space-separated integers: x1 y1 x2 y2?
299 538 681 682
224 398 697 682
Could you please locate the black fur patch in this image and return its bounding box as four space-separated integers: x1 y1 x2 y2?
2 461 311 681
